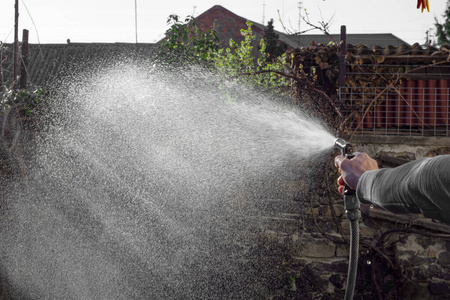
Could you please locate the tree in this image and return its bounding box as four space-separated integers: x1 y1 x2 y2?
209 21 288 89
262 19 287 61
157 17 288 90
435 1 450 44
157 15 220 66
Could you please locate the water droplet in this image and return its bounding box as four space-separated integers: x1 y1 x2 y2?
370 204 374 209
366 259 372 265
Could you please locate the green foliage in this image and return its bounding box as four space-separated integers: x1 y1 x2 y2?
157 14 220 66
208 21 288 90
157 16 288 91
435 1 450 44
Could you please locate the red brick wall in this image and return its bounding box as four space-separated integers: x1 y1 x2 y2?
195 5 264 46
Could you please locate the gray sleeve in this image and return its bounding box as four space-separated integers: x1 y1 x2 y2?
356 155 450 223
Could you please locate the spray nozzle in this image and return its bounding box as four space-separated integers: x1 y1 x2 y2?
334 138 354 158
334 138 356 196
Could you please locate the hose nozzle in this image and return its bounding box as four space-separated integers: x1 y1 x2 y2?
334 138 354 158
334 138 356 195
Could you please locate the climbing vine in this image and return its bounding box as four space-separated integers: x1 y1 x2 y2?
0 87 49 183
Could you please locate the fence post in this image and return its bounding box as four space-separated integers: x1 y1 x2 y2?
20 29 29 89
338 25 347 98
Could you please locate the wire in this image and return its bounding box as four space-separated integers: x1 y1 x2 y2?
20 0 40 44
20 0 43 59
2 26 15 44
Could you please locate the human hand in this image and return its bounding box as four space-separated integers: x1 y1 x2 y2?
334 152 379 194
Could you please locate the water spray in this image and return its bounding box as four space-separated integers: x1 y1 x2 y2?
334 138 361 300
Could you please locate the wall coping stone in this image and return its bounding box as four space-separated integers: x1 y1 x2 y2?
353 135 450 146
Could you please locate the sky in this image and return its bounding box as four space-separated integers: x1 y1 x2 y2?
0 0 448 45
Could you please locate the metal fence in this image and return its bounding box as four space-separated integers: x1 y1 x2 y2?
337 25 450 138
340 80 450 137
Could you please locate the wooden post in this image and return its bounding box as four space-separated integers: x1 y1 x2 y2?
13 0 19 90
0 41 4 89
19 29 29 89
338 25 347 98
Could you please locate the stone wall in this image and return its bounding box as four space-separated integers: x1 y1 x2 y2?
238 136 450 299
354 135 450 165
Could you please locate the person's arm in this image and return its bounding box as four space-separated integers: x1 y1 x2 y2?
357 155 450 223
336 154 450 224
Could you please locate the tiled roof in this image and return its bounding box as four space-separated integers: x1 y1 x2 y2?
346 42 447 56
288 33 409 48
195 5 303 49
251 23 298 49
194 5 410 50
1 43 156 90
